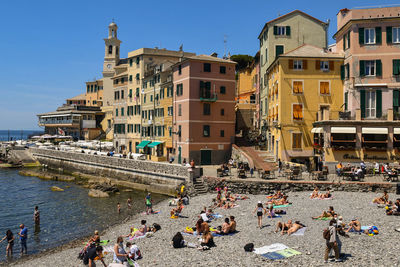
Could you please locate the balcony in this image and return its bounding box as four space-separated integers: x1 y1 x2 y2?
200 89 217 102
39 119 79 126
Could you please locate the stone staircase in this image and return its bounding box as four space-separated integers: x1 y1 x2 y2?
193 177 208 195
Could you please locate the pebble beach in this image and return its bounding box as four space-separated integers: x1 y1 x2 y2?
10 191 400 266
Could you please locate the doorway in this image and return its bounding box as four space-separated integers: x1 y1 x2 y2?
201 150 212 165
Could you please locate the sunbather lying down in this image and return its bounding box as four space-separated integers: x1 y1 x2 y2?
267 195 289 206
275 220 304 235
312 206 336 219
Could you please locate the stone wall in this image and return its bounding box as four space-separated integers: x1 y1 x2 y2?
231 144 253 167
30 148 190 195
202 176 396 194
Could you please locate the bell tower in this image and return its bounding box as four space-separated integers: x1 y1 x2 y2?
103 21 121 76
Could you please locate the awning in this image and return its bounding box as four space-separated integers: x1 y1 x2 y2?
394 128 400 134
362 127 388 134
331 127 356 134
311 127 323 133
136 140 151 149
147 141 163 148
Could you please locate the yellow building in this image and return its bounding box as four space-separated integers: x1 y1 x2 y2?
85 80 103 107
266 45 344 166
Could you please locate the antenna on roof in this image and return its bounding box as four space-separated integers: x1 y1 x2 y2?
223 35 227 59
179 44 183 51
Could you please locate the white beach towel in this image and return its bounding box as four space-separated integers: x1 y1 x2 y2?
254 243 289 254
201 213 209 222
291 227 307 236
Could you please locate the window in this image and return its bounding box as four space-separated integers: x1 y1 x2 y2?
136 57 140 65
365 60 375 76
320 61 329 71
265 48 268 64
115 108 118 117
204 63 211 72
176 84 183 96
87 85 90 93
150 95 153 102
343 31 350 50
121 90 124 99
393 59 400 75
344 92 348 111
220 130 225 137
178 104 182 116
108 45 112 54
292 81 303 94
275 45 284 58
361 89 382 118
168 106 173 116
341 64 350 80
292 133 302 149
203 103 211 115
221 109 224 116
293 60 303 70
178 65 182 75
273 26 290 36
220 66 226 74
203 125 210 137
121 107 124 116
129 89 132 98
320 81 330 95
129 75 132 82
293 104 303 120
220 86 226 94
365 28 376 44
121 77 124 83
136 73 140 80
393 27 400 43
143 95 146 103
366 91 377 118
129 58 133 67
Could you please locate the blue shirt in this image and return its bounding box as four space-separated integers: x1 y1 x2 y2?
20 228 27 241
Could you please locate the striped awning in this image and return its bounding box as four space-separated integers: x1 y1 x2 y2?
136 140 151 149
147 141 163 148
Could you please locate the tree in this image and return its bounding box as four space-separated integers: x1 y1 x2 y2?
230 54 254 71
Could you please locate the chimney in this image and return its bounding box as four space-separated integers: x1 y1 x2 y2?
210 52 218 57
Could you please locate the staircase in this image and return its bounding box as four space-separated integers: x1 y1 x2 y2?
94 127 112 140
193 177 208 195
238 146 277 171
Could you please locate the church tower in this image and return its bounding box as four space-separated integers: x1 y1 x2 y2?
103 22 121 76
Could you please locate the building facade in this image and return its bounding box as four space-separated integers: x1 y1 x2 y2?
258 10 329 147
66 94 86 106
266 45 344 167
85 80 103 107
172 55 236 165
314 6 400 168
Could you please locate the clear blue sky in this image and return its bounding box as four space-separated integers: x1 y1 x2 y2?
0 0 398 130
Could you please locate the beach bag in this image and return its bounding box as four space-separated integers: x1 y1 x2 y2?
244 243 254 252
323 228 331 240
153 223 161 231
78 248 87 260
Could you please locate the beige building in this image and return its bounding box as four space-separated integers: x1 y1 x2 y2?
258 10 329 148
85 80 103 107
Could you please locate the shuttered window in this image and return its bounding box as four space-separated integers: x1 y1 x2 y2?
275 45 284 58
393 59 400 75
293 104 303 120
393 90 400 112
292 133 302 149
320 81 330 95
292 81 303 94
344 92 348 111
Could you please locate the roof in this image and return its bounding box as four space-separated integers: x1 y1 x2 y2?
185 54 237 64
258 10 328 39
66 93 86 101
266 44 344 73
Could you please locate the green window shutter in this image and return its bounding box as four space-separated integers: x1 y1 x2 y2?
273 26 278 35
346 64 350 79
393 90 399 108
387 26 393 44
360 90 366 118
376 90 382 118
343 35 346 50
376 60 382 76
348 31 351 48
340 65 345 80
344 92 348 111
359 60 365 77
359 28 364 45
275 45 284 58
375 27 382 44
286 26 291 36
393 60 400 75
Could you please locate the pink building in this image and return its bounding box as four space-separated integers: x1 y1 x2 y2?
172 55 236 165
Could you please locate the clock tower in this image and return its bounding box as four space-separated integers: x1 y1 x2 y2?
103 22 121 77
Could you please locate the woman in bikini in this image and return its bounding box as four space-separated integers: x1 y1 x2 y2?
254 201 267 229
372 190 389 204
310 187 319 199
287 221 305 236
268 195 289 206
266 205 276 218
318 190 332 199
275 220 293 235
312 206 336 219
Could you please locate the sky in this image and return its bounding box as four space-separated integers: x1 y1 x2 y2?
0 0 399 130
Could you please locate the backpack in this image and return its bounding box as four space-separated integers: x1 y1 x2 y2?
323 228 331 240
244 243 254 252
153 223 161 231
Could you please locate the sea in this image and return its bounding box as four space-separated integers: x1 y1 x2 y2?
0 130 44 142
0 169 166 264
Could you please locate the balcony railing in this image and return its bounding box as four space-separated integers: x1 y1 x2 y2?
200 89 217 102
39 119 79 125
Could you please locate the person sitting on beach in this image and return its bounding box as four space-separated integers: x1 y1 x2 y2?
229 216 237 233
134 220 148 237
170 200 184 217
126 242 142 260
372 190 389 204
216 218 231 235
199 228 215 250
113 236 129 265
310 187 319 199
84 245 106 267
313 206 336 219
386 199 400 215
266 206 276 218
287 221 305 236
318 190 332 199
184 218 204 236
275 220 293 235
346 218 361 232
83 230 100 251
172 232 186 248
222 200 236 209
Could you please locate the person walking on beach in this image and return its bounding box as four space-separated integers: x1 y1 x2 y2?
254 201 266 229
127 197 132 210
18 224 27 256
33 206 40 225
117 203 121 214
324 219 342 263
145 193 153 214
0 229 14 257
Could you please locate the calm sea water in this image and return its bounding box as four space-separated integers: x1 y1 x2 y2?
0 169 166 263
0 130 43 141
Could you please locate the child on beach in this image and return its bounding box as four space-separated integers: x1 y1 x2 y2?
254 201 267 229
117 203 121 214
145 193 153 215
127 197 132 210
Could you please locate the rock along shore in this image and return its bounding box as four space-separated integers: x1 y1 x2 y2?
9 190 400 267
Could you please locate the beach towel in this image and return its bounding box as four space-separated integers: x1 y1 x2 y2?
261 252 286 260
273 204 292 208
276 248 302 257
99 240 110 246
291 227 306 236
267 215 282 218
211 213 223 219
201 213 209 222
314 217 332 221
254 243 288 254
211 232 238 237
142 210 161 215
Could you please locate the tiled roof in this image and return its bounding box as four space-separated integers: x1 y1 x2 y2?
186 54 236 64
281 44 344 58
66 93 86 100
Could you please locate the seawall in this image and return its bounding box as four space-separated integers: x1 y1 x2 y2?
29 148 190 196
